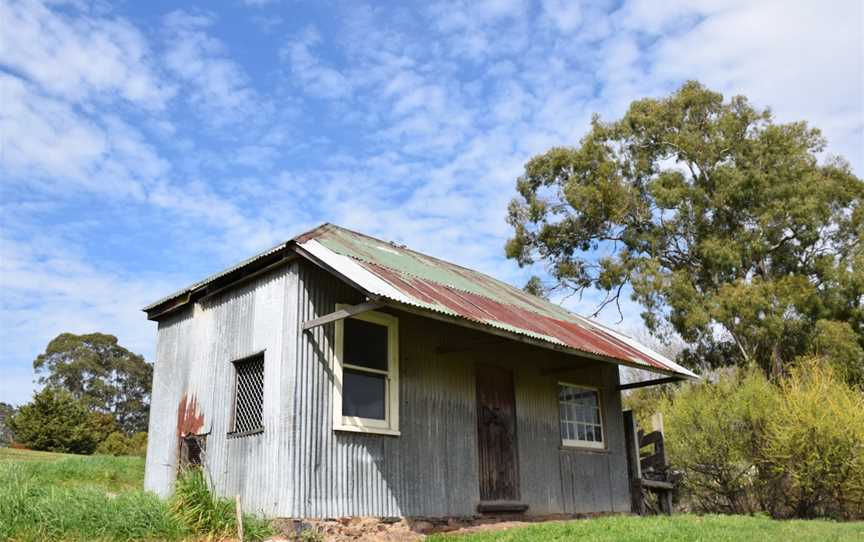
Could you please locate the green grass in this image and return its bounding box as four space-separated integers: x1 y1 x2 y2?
0 447 145 492
429 514 864 542
0 448 271 542
4 448 862 541
0 447 78 462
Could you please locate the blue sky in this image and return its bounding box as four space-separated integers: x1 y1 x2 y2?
1 0 862 405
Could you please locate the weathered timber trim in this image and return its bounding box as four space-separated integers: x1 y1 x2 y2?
477 501 530 513
146 292 192 320
301 301 383 331
640 479 674 490
622 410 644 515
144 252 296 320
617 377 683 390
197 256 296 303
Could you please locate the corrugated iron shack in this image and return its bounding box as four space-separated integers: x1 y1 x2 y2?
143 223 696 519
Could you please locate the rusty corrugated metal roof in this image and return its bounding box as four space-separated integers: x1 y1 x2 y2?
296 224 697 378
143 222 696 378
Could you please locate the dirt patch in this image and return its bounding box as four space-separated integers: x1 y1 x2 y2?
270 513 623 541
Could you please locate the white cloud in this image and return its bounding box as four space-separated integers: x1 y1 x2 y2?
625 0 864 172
281 26 354 99
540 0 583 32
163 10 268 126
0 0 174 109
0 234 169 405
0 74 167 198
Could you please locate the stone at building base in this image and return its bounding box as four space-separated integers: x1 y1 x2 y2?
270 512 624 541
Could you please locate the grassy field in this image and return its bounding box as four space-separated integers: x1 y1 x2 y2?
429 514 864 541
0 447 270 542
2 447 862 541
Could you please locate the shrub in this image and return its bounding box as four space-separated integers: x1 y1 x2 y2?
622 385 672 430
0 401 16 446
761 358 864 519
661 368 778 514
128 432 148 456
8 388 101 454
661 361 864 520
96 432 131 456
96 431 148 457
808 320 864 390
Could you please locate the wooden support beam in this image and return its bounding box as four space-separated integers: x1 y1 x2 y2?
622 410 645 516
618 376 682 391
301 301 383 331
641 479 674 491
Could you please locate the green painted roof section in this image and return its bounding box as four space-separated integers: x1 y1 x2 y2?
311 224 577 321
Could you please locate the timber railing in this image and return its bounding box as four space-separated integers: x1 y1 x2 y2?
623 410 675 515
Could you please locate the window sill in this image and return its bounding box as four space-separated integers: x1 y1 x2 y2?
559 444 609 454
334 423 400 437
227 428 264 439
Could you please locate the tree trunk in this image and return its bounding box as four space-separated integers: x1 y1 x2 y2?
770 343 783 380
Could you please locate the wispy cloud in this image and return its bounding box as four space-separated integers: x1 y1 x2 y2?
0 0 173 108
162 10 269 127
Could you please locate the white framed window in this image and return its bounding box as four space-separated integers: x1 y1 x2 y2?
333 308 399 435
558 383 605 449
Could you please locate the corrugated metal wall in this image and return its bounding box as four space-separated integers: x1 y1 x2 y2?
289 262 629 517
144 264 296 516
289 262 481 518
145 259 630 518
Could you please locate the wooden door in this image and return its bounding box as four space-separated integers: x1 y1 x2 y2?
475 365 520 503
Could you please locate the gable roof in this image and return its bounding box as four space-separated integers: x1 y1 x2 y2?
145 223 697 379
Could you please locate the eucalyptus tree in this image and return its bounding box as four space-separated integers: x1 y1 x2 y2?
507 82 863 379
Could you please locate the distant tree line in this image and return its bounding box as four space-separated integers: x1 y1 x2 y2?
3 333 151 456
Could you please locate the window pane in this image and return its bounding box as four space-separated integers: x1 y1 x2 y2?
559 385 603 445
342 369 386 420
344 318 388 371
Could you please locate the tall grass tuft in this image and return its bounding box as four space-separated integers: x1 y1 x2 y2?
0 454 272 541
169 466 272 540
0 462 186 542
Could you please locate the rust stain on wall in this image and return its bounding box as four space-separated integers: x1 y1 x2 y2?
176 393 204 438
